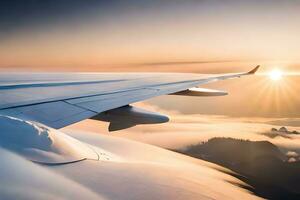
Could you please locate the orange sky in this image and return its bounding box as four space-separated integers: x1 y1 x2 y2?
1 1 300 72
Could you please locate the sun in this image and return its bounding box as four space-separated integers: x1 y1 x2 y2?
269 69 283 81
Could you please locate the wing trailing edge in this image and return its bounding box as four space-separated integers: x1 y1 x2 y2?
170 87 228 97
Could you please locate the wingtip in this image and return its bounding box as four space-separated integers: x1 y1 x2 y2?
248 65 260 74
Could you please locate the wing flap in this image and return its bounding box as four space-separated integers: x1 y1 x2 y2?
1 101 96 129
65 80 207 113
66 88 159 113
171 87 228 96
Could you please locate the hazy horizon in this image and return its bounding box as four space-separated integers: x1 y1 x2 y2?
1 0 300 73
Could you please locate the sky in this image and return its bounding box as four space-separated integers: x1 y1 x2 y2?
1 0 300 71
0 0 300 117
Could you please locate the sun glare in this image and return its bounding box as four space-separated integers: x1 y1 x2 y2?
269 69 283 81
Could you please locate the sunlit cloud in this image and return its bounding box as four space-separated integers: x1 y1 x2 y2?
0 148 103 200
65 102 300 152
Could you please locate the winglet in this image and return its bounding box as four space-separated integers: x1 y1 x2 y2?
248 65 260 74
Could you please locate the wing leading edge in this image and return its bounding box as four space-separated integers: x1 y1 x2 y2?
0 66 260 129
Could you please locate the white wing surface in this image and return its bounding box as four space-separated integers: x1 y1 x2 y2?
0 66 259 128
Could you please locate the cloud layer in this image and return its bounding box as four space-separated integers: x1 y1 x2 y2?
65 102 300 152
0 115 98 163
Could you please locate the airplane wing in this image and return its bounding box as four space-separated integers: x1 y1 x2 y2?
0 65 259 129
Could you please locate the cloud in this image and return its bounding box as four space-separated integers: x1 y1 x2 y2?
288 157 297 163
0 147 104 200
286 151 299 157
0 112 261 200
65 102 300 153
0 115 98 164
267 118 300 127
